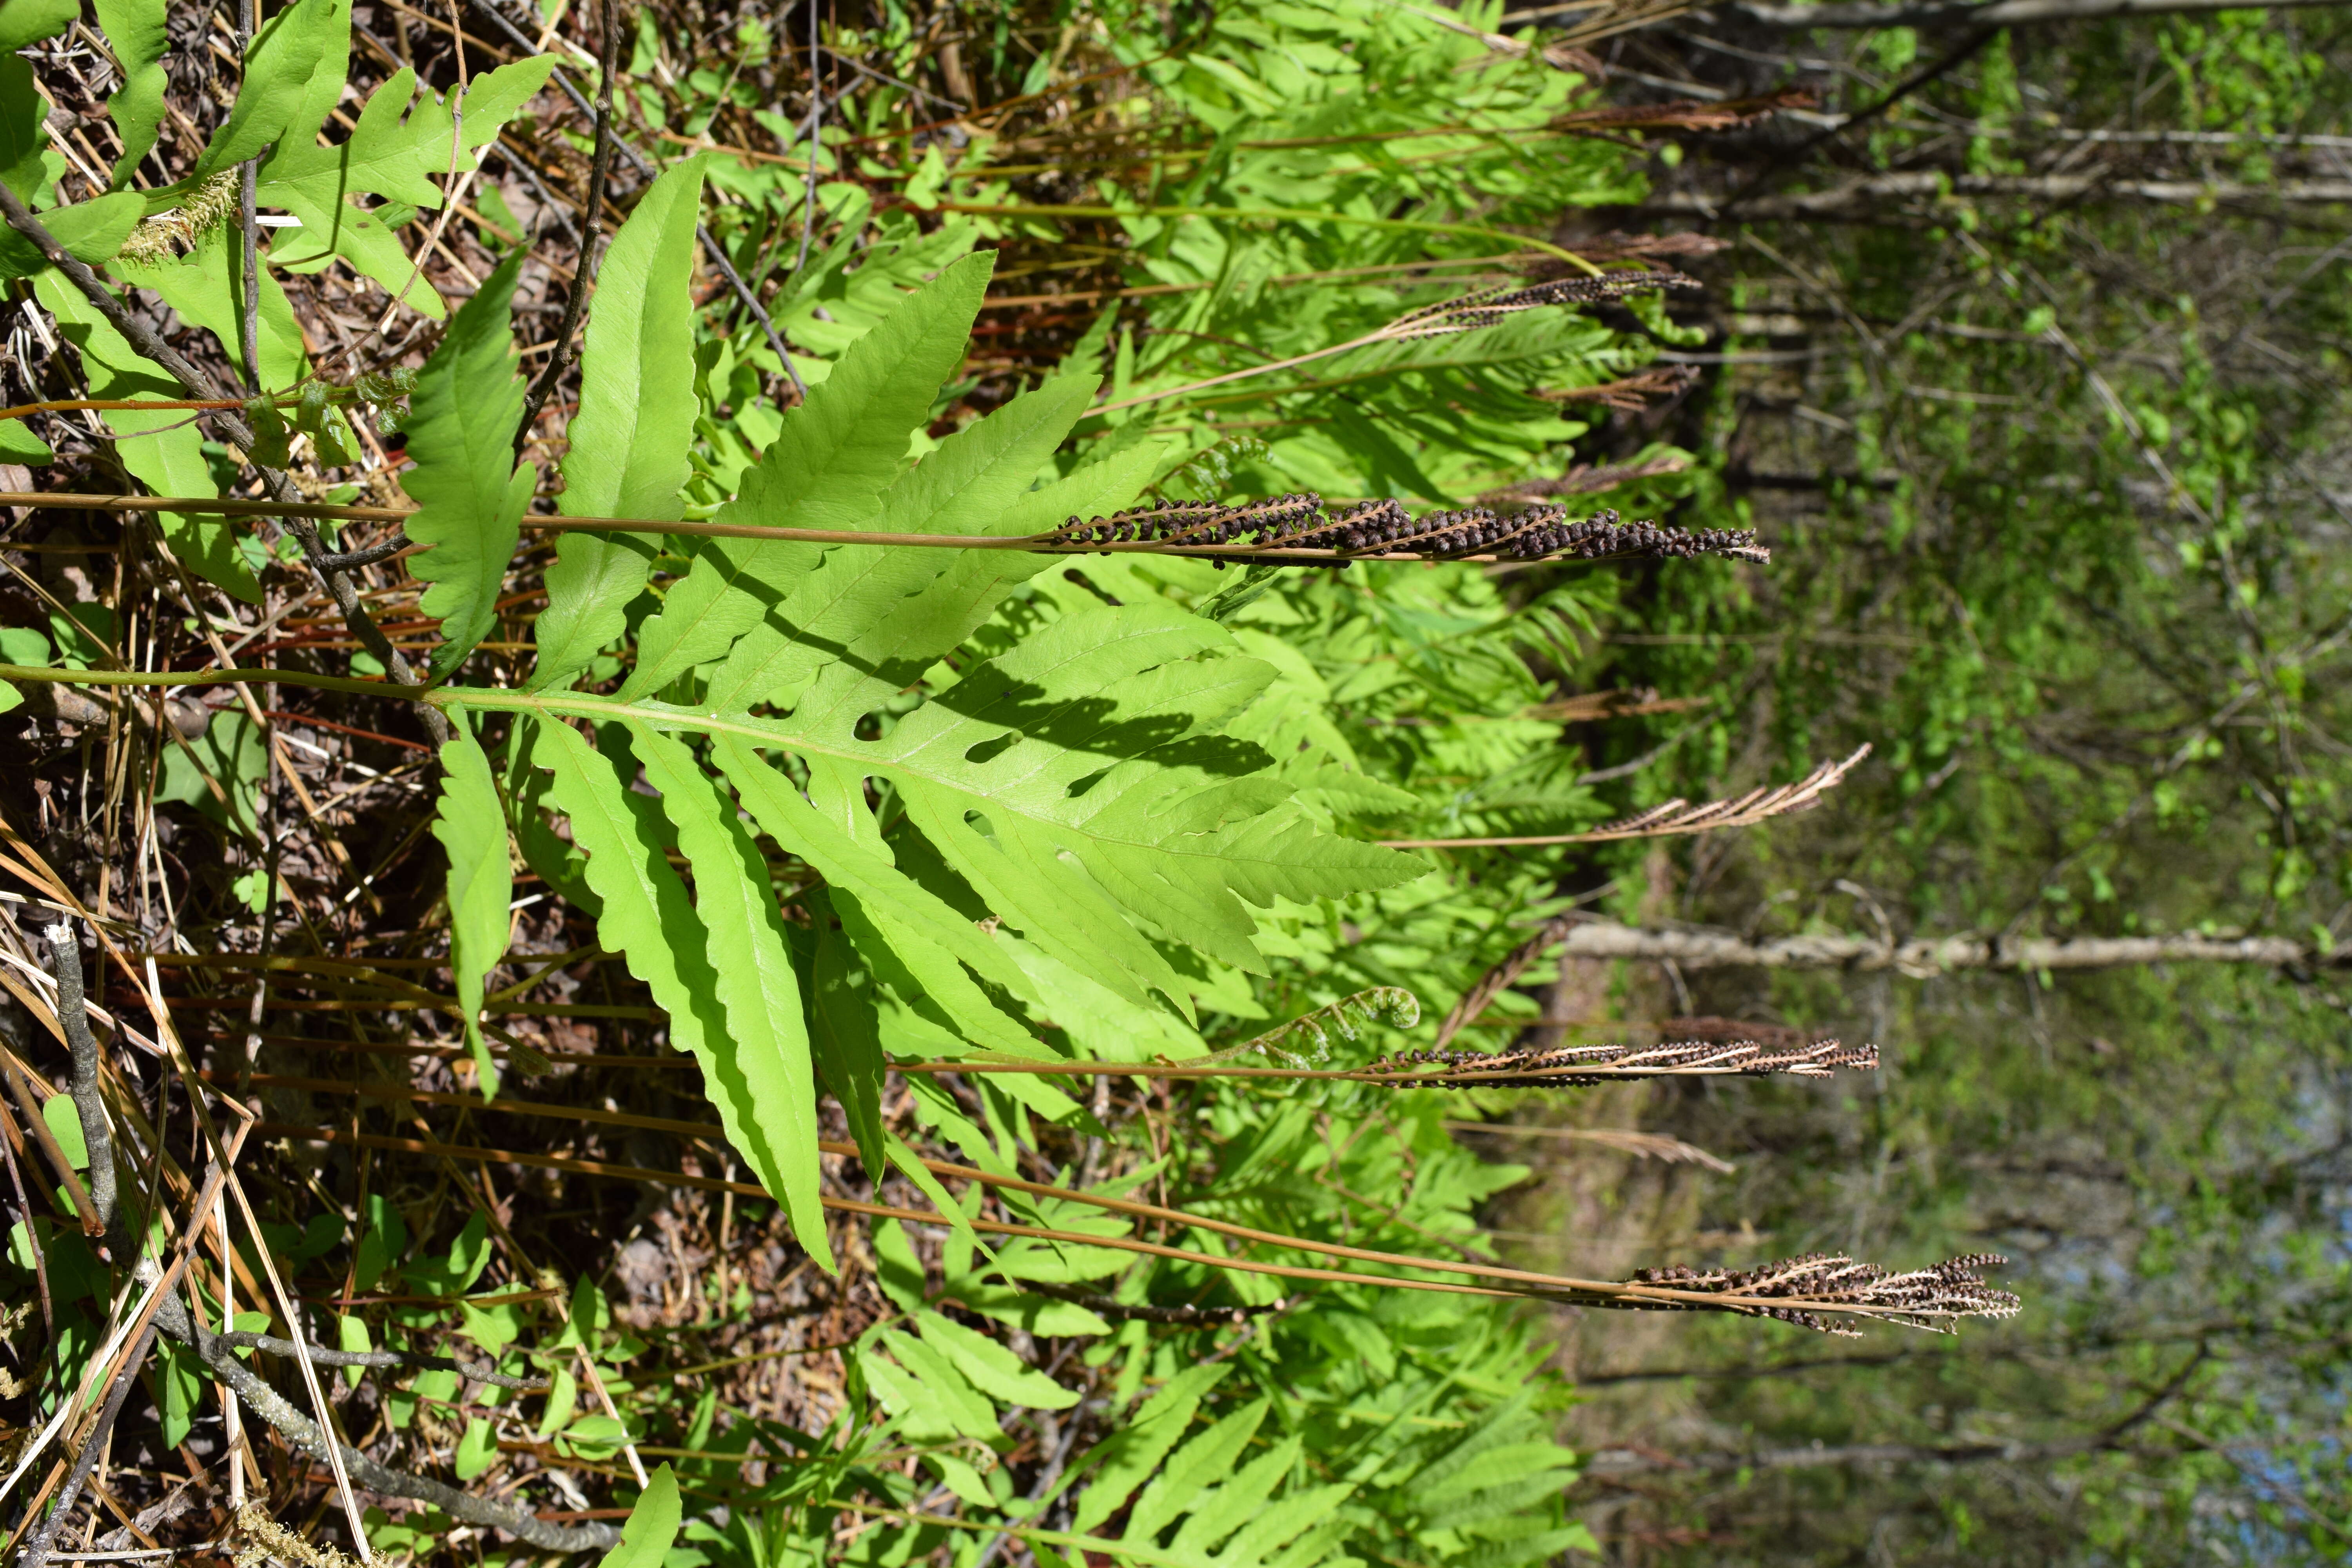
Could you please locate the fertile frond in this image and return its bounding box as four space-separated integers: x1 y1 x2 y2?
1624 1254 2024 1335
1572 744 1872 841
1393 744 1871 848
1205 986 1421 1066
1363 1037 1880 1087
1380 270 1703 341
1046 498 1765 566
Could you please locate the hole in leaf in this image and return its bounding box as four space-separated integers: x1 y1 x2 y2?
965 731 1018 766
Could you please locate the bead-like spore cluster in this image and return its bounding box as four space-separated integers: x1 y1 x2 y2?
1382 269 1704 341
1357 1038 1877 1088
1626 1253 2022 1334
1044 494 1766 568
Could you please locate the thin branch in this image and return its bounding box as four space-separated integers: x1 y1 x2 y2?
211 1330 550 1391
152 1296 620 1552
236 163 263 393
42 922 115 1233
310 537 414 573
517 0 619 441
457 0 806 394
793 0 822 276
1708 27 1999 221
701 223 808 398
16 1321 160 1568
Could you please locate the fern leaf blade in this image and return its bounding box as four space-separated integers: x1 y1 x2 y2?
532 158 707 691
620 249 998 698
1064 1365 1233 1533
404 250 534 677
701 371 1096 716
713 736 1034 1001
806 886 888 1174
625 721 831 1269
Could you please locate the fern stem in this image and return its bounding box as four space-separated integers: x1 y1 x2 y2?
0 397 251 421
0 494 1745 567
227 1068 1739 1301
254 1118 1993 1327
824 1504 1202 1568
0 664 408 700
929 201 1602 274
1085 327 1396 416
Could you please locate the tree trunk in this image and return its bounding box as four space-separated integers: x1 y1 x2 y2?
1581 1436 2103 1477
1549 921 2324 974
1638 172 2352 220
1729 0 2352 30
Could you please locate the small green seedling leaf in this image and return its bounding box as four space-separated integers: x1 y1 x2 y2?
596 1465 682 1568
42 1094 88 1169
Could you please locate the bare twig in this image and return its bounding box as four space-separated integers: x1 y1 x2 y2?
701 223 808 398
211 1330 551 1390
458 0 806 394
41 922 115 1232
154 1298 621 1552
16 1322 160 1568
518 0 620 441
793 0 822 275
234 2 263 401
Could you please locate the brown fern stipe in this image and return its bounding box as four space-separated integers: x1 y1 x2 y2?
1044 497 1766 568
1362 1037 1879 1087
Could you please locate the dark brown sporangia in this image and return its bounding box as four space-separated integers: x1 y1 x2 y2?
1378 270 1705 340
1044 496 1766 567
1624 1253 2024 1335
1356 1037 1880 1087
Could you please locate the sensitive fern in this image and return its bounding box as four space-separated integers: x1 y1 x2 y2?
430 248 1425 1261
